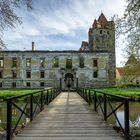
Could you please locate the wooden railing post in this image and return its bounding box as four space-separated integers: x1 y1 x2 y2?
60 78 62 90
124 100 129 137
104 94 107 121
88 90 91 105
47 89 49 104
30 94 33 121
76 78 78 90
50 89 53 101
54 89 56 98
82 89 84 99
6 100 12 140
86 89 88 102
52 89 54 100
94 91 97 112
85 89 86 101
40 91 43 111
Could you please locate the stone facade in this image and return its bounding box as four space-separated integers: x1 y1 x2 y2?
0 13 116 90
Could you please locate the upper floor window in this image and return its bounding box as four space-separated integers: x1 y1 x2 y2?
66 58 72 69
100 30 102 34
0 58 4 68
79 57 84 68
12 58 17 67
26 58 31 67
26 71 31 78
93 59 98 67
12 71 17 78
40 58 45 68
40 71 45 78
53 57 59 68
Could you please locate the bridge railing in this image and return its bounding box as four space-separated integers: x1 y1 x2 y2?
77 88 130 139
4 88 61 140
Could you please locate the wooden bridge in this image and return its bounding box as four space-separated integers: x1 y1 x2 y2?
15 92 124 140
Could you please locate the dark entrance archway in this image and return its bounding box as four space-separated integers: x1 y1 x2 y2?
60 72 78 91
64 73 74 81
64 73 74 90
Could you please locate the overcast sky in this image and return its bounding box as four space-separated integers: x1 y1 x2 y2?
3 0 127 66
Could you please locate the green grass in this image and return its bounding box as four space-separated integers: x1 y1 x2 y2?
90 87 140 101
0 89 41 99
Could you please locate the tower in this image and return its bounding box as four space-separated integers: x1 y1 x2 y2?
88 13 116 85
88 13 115 52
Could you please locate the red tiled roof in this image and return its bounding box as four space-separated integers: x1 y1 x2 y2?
98 13 108 28
116 67 124 75
92 19 101 29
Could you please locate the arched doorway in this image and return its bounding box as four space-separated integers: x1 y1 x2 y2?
64 73 74 81
60 71 78 91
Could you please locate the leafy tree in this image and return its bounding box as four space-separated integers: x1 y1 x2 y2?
0 0 32 49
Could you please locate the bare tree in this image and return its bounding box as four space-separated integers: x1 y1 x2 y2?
116 0 140 58
0 0 32 49
116 0 140 86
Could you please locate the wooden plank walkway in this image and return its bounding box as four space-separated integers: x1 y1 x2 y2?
15 92 124 140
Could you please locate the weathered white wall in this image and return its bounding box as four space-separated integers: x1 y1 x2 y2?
0 51 113 89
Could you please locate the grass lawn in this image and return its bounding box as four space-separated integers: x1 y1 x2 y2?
90 87 140 101
0 89 41 99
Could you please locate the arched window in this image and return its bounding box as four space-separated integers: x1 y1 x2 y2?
66 58 72 69
53 57 59 68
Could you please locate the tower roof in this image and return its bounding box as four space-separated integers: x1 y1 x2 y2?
98 13 108 28
92 19 101 29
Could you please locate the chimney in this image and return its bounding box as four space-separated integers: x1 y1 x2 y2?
32 42 35 51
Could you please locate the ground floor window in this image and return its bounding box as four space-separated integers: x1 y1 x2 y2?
0 71 3 78
12 82 16 88
93 71 98 78
40 82 45 87
136 80 139 85
26 82 31 87
0 82 2 88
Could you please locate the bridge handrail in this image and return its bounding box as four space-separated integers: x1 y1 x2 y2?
4 87 61 140
77 88 130 140
94 89 130 100
4 87 52 101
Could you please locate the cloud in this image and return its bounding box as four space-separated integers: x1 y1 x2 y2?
3 0 126 66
